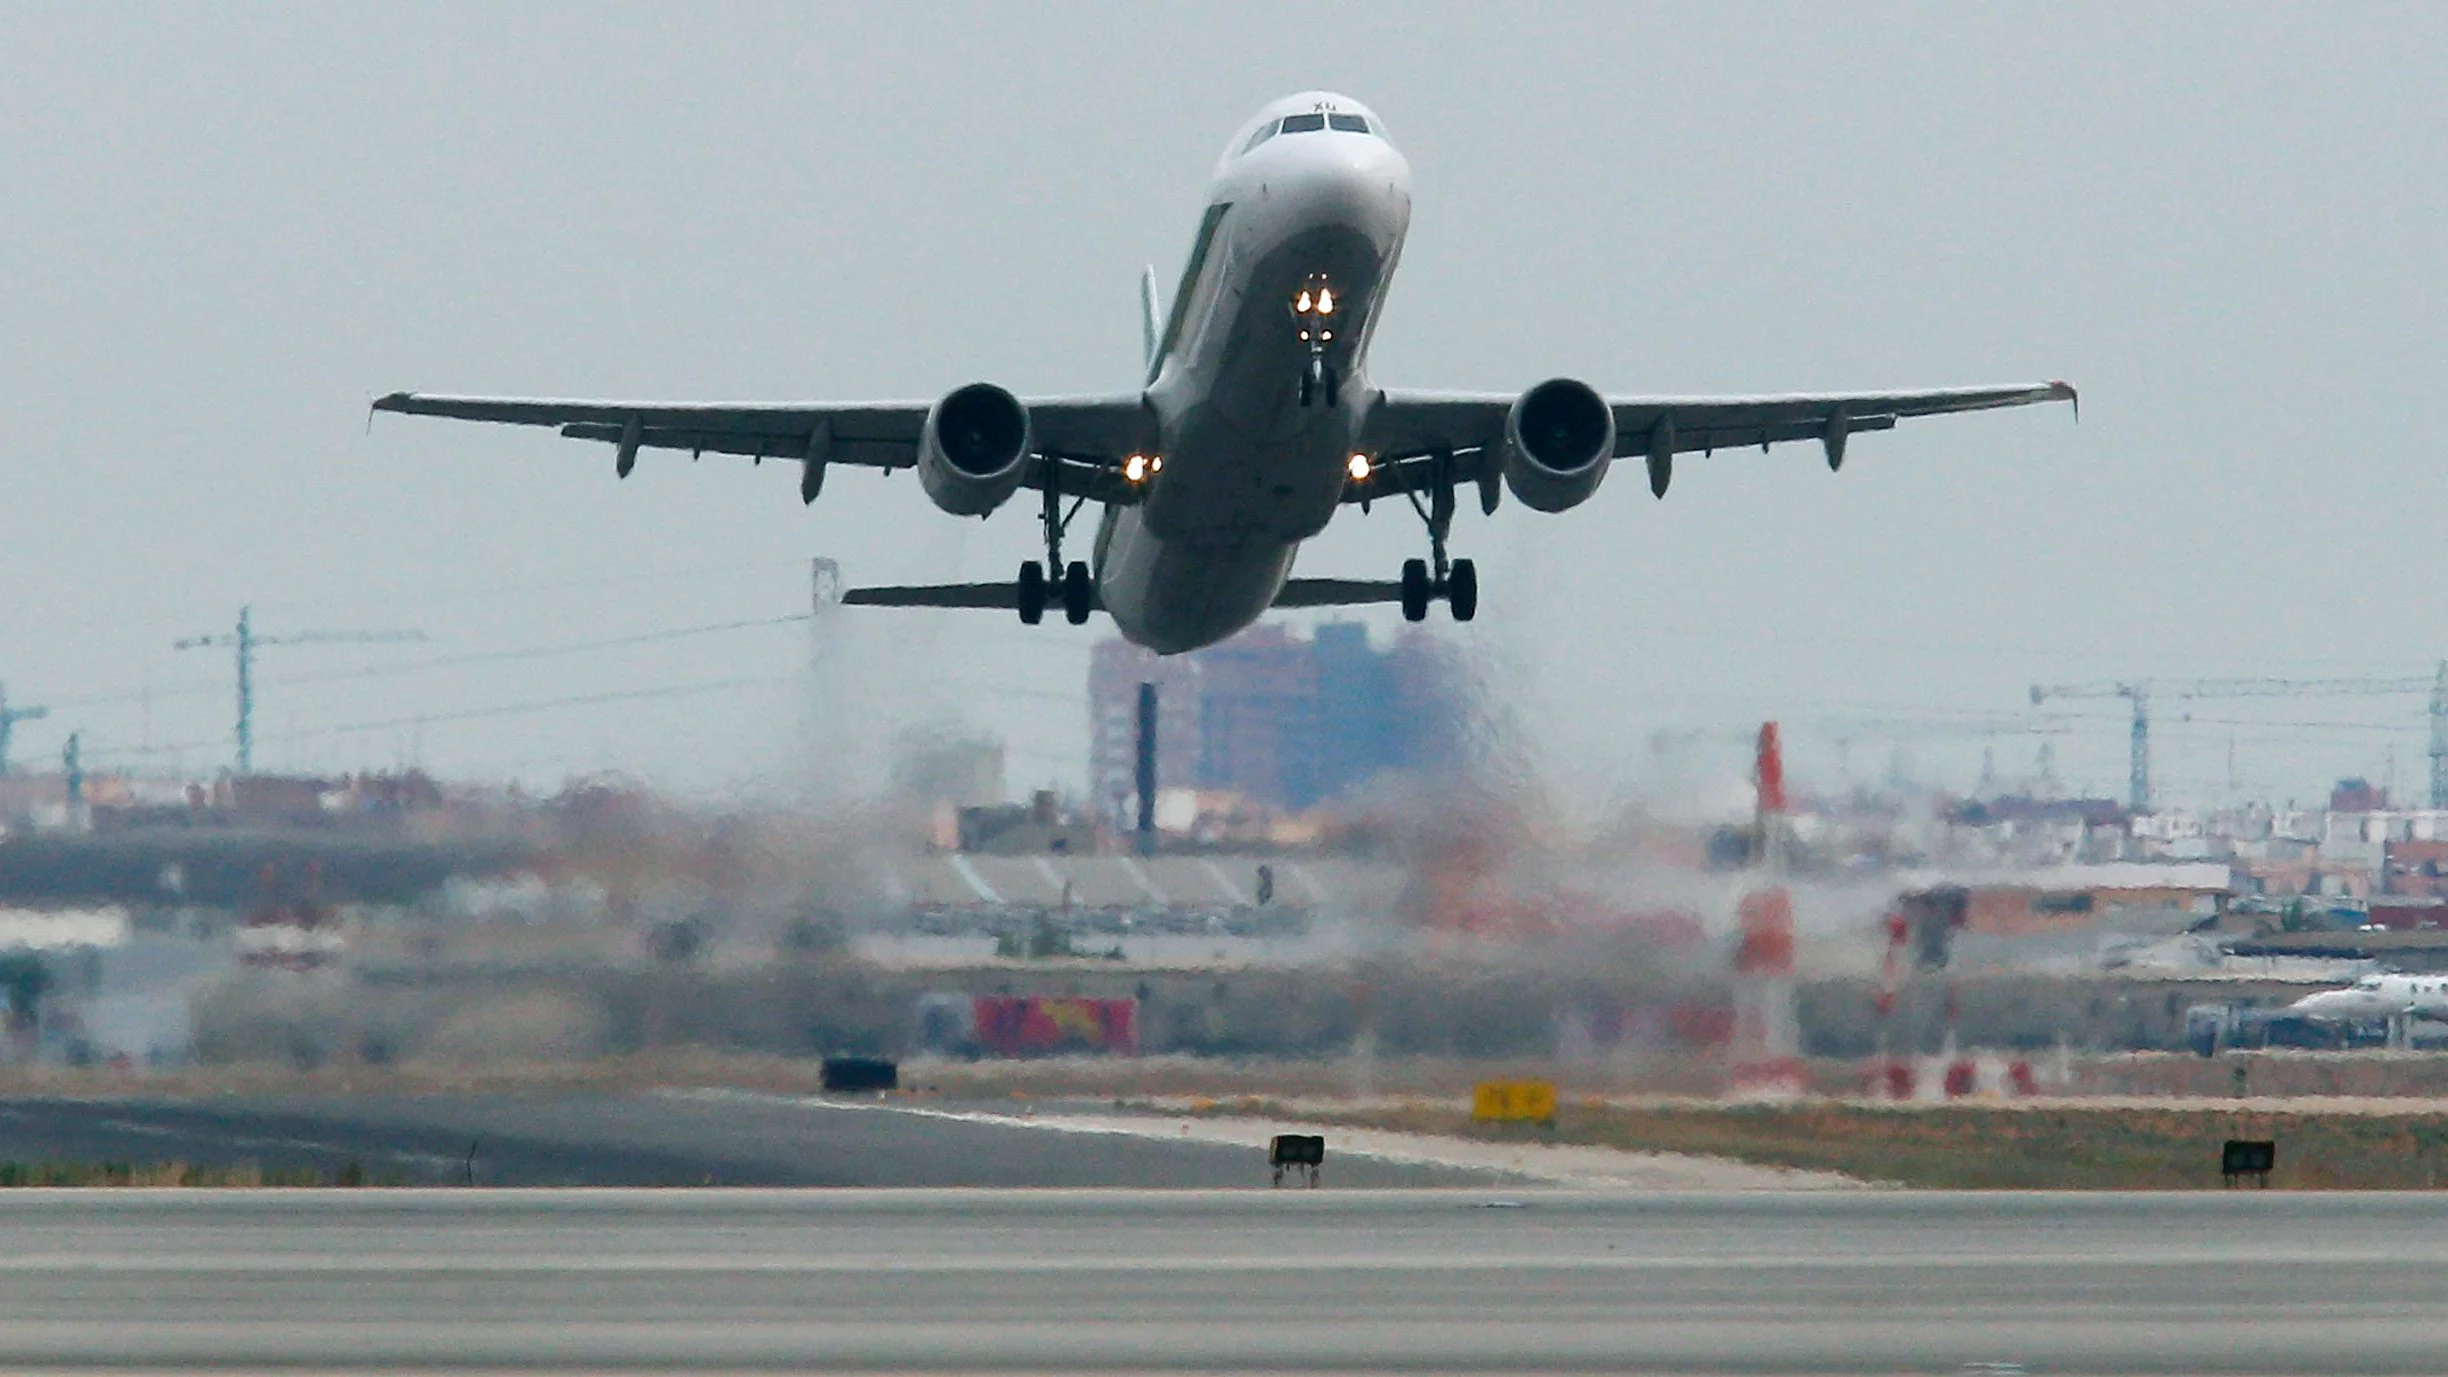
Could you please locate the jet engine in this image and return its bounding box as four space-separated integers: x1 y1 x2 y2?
1499 378 1615 513
918 382 1032 517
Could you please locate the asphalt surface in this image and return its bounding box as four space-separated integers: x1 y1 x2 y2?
0 1189 2443 1372
0 1092 1509 1187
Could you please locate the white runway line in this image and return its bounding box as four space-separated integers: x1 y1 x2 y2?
673 1089 1863 1191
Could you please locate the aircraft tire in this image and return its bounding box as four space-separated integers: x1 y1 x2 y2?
1323 365 1340 409
1399 558 1431 622
1062 561 1093 625
1448 558 1478 622
1017 561 1047 625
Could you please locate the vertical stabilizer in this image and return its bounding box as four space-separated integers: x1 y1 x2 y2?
1140 265 1162 381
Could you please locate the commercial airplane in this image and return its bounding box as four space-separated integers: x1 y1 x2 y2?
376 91 2075 655
2287 972 2448 1023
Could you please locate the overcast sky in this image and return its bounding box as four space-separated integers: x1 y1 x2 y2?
4 2 2444 812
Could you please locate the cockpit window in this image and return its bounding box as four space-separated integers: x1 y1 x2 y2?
1279 112 1326 134
1243 121 1278 153
2354 976 2383 989
1328 113 1370 133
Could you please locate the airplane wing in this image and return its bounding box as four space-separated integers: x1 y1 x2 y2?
1356 381 2075 499
370 391 1157 503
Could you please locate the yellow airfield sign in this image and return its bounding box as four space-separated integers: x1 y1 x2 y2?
1472 1079 1558 1124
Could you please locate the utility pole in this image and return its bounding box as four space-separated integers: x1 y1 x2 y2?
1135 682 1158 856
2432 662 2448 809
173 606 424 774
2035 669 2448 814
2029 682 2151 811
2128 684 2151 813
0 685 48 778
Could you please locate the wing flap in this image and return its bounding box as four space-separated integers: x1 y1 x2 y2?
1647 412 1898 457
372 392 912 437
557 422 915 467
374 389 1156 491
1363 380 2072 466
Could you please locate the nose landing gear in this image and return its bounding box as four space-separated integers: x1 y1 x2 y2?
1391 450 1478 624
1292 274 1340 409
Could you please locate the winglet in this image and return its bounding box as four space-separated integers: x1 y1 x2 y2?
2050 379 2079 423
1139 266 1162 380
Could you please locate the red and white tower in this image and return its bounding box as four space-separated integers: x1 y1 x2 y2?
1729 722 1807 1097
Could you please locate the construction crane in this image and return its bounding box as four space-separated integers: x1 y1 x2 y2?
0 684 48 777
174 607 425 775
2031 663 2448 813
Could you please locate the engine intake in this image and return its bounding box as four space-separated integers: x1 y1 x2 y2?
1501 378 1614 513
919 382 1032 517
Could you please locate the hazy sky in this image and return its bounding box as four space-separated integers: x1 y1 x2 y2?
4 3 2444 811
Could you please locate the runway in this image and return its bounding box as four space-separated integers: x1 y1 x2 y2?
0 1092 1508 1187
1 1189 2443 1373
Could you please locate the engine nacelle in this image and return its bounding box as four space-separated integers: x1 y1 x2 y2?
918 382 1032 517
1500 378 1615 513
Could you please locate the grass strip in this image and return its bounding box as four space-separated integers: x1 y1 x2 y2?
1214 1100 2448 1189
0 1160 390 1187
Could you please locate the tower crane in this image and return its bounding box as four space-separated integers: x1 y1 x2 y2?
174 607 425 775
0 685 49 777
2031 663 2448 813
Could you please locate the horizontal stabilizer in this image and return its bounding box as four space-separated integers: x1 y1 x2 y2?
841 582 1035 610
838 578 1404 614
1271 578 1404 608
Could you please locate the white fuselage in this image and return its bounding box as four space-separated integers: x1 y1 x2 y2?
2290 973 2448 1022
1094 93 1413 653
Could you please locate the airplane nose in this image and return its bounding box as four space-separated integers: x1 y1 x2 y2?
1275 142 1410 238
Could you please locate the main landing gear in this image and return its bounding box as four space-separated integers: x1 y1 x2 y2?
1292 274 1340 409
1017 472 1094 626
1393 450 1477 624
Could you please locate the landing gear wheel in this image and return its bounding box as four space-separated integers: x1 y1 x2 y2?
1399 558 1431 623
1322 364 1340 409
1299 358 1320 408
1447 558 1478 622
1061 560 1093 625
1016 561 1047 625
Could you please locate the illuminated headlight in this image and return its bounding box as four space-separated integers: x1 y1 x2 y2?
1124 454 1149 483
1347 453 1372 481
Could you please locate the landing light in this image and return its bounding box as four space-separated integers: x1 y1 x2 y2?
1317 288 1334 314
1295 290 1314 313
1124 454 1149 482
1347 454 1372 481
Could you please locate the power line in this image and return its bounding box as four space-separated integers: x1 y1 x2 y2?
45 682 224 711
173 607 427 774
34 612 813 712
266 613 813 688
79 675 794 765
2170 717 2421 735
272 675 788 740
